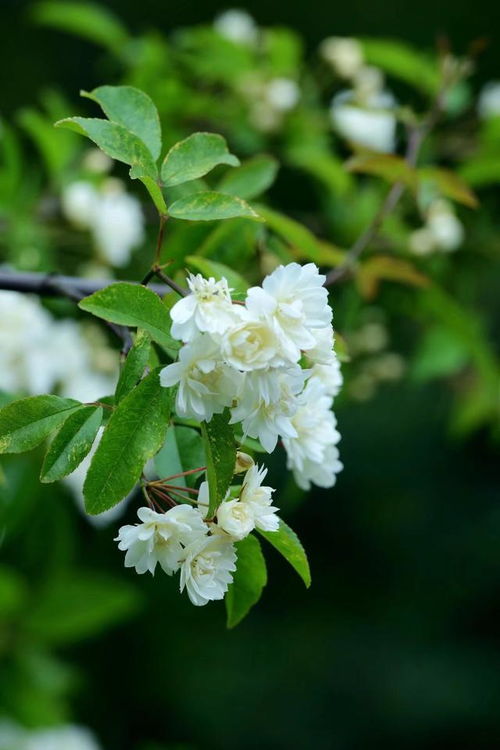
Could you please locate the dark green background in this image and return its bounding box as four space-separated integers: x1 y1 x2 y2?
1 2 500 749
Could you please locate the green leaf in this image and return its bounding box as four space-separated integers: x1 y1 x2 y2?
361 38 440 95
40 405 103 483
412 325 470 382
217 155 279 200
82 85 162 161
185 256 248 296
139 176 168 216
255 204 344 265
55 117 157 180
115 330 152 403
161 132 239 187
0 396 81 455
201 410 236 518
419 167 478 209
154 425 205 488
258 519 311 588
78 282 179 355
226 535 267 628
346 154 418 190
169 192 260 222
84 370 172 514
25 572 140 645
32 1 129 53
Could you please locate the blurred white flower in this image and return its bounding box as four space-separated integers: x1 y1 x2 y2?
0 722 101 750
265 77 300 111
82 148 113 174
61 178 144 267
170 273 239 342
92 180 144 266
330 89 397 153
409 200 464 255
179 532 237 606
214 9 258 44
320 36 364 79
116 505 207 576
478 81 500 119
160 335 241 422
353 65 385 100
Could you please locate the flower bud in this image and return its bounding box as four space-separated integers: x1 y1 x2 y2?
234 451 254 474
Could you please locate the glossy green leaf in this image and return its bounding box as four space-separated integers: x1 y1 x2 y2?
0 396 81 455
226 535 267 628
201 409 236 518
258 519 311 588
169 191 260 222
154 425 205 488
40 405 103 483
185 255 248 296
78 283 179 355
55 117 158 180
82 85 162 161
217 155 279 200
84 370 173 514
161 132 239 187
32 1 129 53
115 330 152 403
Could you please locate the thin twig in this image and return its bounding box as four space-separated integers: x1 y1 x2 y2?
324 82 448 287
0 271 170 298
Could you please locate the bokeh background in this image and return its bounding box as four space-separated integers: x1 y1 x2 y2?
1 1 500 749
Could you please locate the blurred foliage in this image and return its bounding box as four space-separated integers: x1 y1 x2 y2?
0 2 500 748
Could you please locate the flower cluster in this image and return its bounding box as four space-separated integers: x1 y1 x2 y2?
160 262 342 489
115 457 279 606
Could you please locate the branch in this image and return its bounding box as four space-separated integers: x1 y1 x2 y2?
0 271 172 354
324 85 446 287
0 271 171 299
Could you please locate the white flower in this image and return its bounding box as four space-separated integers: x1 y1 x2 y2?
426 200 464 252
246 262 331 362
303 325 335 364
265 78 300 111
24 726 102 750
217 498 255 540
61 180 98 228
283 380 342 489
320 37 364 79
478 81 500 119
230 366 305 452
115 505 207 576
214 9 258 45
330 89 397 153
92 180 144 266
160 335 241 421
170 273 239 342
179 532 237 606
221 316 282 370
240 464 279 531
292 443 344 490
308 360 343 400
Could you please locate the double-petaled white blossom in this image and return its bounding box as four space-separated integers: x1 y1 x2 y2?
230 366 305 452
283 380 342 490
170 273 240 342
179 531 237 606
160 335 242 422
246 262 332 362
220 314 283 370
239 464 280 532
115 505 207 576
